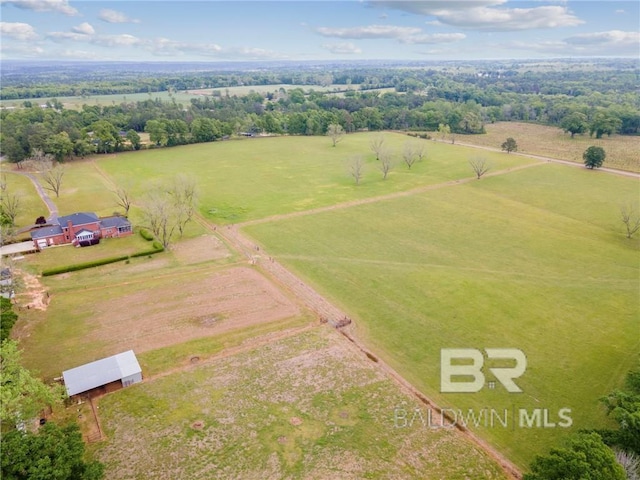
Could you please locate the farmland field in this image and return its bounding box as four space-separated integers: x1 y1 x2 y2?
8 131 639 476
92 327 509 480
243 162 639 467
457 122 640 173
99 133 535 224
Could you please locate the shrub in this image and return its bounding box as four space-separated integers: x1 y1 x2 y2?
139 229 154 241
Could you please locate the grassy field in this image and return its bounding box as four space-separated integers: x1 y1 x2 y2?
456 122 640 172
9 132 639 475
2 172 48 228
0 84 357 110
244 163 640 467
99 133 534 224
92 327 508 480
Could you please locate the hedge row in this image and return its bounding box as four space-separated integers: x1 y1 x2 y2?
139 229 154 241
42 245 164 277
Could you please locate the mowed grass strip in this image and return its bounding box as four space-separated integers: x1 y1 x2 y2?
93 327 509 480
457 121 640 172
244 164 639 467
98 133 535 224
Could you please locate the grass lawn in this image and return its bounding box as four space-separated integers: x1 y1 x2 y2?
22 232 155 274
98 133 535 224
244 163 640 467
92 327 508 480
1 172 48 229
456 122 640 172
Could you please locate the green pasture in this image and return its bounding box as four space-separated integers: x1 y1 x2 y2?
98 133 534 224
244 164 640 467
2 172 48 228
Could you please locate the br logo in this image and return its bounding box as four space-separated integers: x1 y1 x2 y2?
440 348 527 393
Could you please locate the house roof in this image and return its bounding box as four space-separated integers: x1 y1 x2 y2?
58 212 99 227
31 225 63 239
100 216 131 229
62 350 141 396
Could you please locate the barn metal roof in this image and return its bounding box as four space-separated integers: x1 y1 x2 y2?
62 350 141 396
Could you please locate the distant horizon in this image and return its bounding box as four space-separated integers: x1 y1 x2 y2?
1 1 638 62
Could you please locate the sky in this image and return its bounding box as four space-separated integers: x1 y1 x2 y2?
0 0 638 62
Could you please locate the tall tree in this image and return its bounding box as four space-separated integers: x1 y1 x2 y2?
583 146 606 169
524 433 625 480
620 204 640 239
0 340 62 426
2 422 104 480
348 155 365 185
370 133 385 160
469 156 490 179
38 159 65 198
327 123 344 147
0 191 21 226
378 148 394 180
402 141 417 169
561 112 589 138
501 137 517 153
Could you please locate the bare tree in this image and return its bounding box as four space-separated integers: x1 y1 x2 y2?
469 156 490 179
620 204 640 239
378 148 394 180
38 160 65 198
402 141 417 170
1 192 21 226
0 174 6 193
113 184 134 216
348 155 365 185
168 174 198 237
370 133 385 160
141 190 178 249
327 123 345 147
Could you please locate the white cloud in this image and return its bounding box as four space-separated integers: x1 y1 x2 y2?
71 22 94 36
565 30 639 48
98 9 140 24
0 42 45 56
505 30 639 56
0 21 38 40
400 32 466 44
0 0 78 16
370 1 583 31
321 42 362 54
615 9 625 14
315 24 421 39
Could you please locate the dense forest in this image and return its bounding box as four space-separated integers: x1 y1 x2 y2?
1 59 638 163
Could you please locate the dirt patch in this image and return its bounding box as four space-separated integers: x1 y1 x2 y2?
15 270 49 311
191 420 205 430
85 266 300 354
289 417 303 426
171 234 231 265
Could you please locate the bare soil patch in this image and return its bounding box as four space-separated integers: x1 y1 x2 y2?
171 234 231 265
85 266 300 354
15 270 49 311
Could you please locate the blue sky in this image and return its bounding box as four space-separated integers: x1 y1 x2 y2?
1 1 638 61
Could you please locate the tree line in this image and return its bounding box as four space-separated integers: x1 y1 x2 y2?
1 81 637 165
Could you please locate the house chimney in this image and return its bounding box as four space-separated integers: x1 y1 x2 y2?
67 220 74 241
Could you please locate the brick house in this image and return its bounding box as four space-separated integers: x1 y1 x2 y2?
31 212 132 250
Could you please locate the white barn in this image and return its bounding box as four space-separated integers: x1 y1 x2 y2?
62 350 142 397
